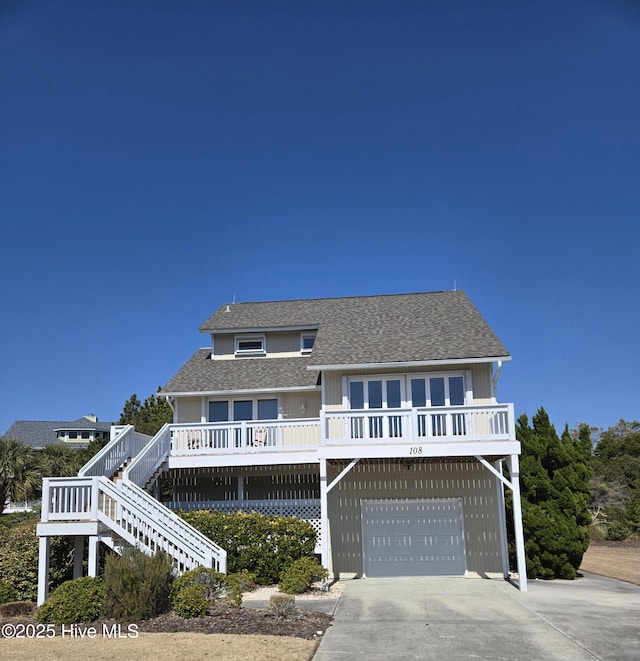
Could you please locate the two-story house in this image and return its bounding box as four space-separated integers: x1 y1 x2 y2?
36 291 527 604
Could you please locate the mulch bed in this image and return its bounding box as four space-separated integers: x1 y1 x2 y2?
134 605 332 639
1 603 333 641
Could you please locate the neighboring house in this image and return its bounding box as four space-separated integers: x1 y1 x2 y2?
36 291 528 604
3 415 111 450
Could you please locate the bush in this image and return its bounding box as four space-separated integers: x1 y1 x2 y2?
0 579 18 604
605 522 630 541
173 584 209 618
269 593 296 617
179 511 317 585
36 577 104 624
171 567 244 612
279 556 328 595
0 520 74 601
103 547 174 621
0 601 36 618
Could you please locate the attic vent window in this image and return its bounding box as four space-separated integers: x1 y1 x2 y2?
300 332 316 354
235 335 266 356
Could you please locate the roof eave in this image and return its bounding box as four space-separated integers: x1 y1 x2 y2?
160 384 322 398
308 355 512 371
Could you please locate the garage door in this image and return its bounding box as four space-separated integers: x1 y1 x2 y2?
362 499 466 577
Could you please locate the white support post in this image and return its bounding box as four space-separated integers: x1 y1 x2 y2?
73 536 84 579
319 458 330 573
87 536 99 578
508 454 528 592
495 460 510 579
237 475 245 502
37 536 51 606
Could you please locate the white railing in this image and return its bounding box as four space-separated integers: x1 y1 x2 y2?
170 419 321 455
78 425 151 478
124 424 172 487
41 476 226 573
323 404 515 444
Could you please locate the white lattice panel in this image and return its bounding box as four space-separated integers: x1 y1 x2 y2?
171 499 322 552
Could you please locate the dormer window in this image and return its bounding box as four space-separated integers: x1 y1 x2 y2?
300 332 316 354
235 334 266 356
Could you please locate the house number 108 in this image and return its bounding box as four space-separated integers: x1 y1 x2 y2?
409 446 423 455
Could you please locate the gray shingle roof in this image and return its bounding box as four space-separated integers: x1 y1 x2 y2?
200 291 510 366
162 350 321 394
3 417 112 450
163 291 509 395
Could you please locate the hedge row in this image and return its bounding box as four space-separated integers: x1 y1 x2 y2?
179 510 317 584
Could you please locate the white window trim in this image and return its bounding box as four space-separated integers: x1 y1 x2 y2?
208 396 281 421
346 375 406 410
300 332 316 354
234 334 266 356
346 371 472 409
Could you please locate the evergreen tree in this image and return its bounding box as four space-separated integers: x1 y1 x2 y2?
514 408 592 579
591 420 640 538
118 389 173 437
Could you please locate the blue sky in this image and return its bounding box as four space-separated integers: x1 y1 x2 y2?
1 0 639 436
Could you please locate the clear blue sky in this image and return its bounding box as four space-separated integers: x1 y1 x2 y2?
1 0 639 436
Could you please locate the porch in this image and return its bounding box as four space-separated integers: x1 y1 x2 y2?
168 403 516 459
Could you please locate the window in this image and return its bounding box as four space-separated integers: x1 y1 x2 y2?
208 398 278 422
300 332 316 354
348 377 404 439
410 375 466 407
235 334 266 356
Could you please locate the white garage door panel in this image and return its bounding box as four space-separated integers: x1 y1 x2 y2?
362 499 466 577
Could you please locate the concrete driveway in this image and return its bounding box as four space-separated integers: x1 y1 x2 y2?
313 573 640 660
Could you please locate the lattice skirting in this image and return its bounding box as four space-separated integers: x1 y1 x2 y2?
167 499 322 552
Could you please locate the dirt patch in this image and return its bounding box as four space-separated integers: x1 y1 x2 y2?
580 540 640 586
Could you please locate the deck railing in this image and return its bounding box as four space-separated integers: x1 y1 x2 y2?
41 476 226 573
170 418 321 455
167 404 514 457
323 404 515 444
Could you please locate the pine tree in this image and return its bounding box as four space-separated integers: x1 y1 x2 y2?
514 408 592 579
118 389 173 437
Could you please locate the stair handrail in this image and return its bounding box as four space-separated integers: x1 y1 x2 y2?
96 477 226 572
123 424 171 487
117 478 226 566
78 425 151 478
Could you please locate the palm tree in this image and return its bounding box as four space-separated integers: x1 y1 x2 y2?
0 438 41 514
38 444 78 478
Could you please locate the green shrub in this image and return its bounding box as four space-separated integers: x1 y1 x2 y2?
103 547 174 621
279 556 328 595
0 579 18 604
171 567 243 611
605 522 630 541
0 601 36 618
0 520 74 601
36 577 104 624
173 584 209 618
179 511 317 585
